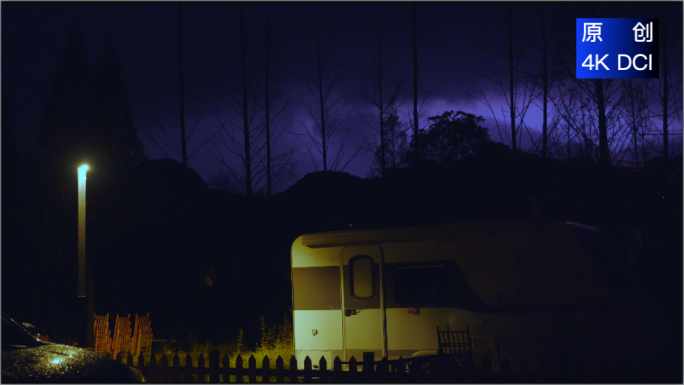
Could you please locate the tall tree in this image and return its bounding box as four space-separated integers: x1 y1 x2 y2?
465 4 537 152
621 80 651 171
239 3 253 196
540 4 549 158
37 21 92 164
178 3 187 167
645 4 683 159
549 2 643 166
507 4 517 151
90 37 147 170
300 4 365 172
209 3 295 196
140 4 216 169
359 5 404 177
264 3 272 196
412 3 419 144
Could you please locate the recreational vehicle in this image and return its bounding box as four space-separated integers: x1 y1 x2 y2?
291 217 663 373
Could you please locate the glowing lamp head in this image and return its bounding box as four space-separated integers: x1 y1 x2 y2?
78 164 89 180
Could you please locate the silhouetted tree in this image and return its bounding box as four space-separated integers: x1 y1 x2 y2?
402 110 492 165
299 4 366 172
645 4 683 159
359 5 404 177
178 3 188 166
90 37 147 170
540 4 550 158
209 4 295 196
209 4 261 196
264 3 272 196
37 22 92 164
412 2 418 144
550 3 636 166
370 111 409 177
465 4 537 152
139 4 217 169
618 80 653 171
263 3 296 197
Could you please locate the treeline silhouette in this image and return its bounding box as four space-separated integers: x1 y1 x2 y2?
1 6 681 380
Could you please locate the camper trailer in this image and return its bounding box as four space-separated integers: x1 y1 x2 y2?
291 217 659 373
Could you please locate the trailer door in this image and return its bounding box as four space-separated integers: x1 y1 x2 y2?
341 245 387 361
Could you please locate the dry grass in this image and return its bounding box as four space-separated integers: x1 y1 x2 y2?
136 311 295 374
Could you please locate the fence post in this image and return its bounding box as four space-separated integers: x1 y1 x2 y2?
197 353 205 383
149 351 157 383
396 357 406 383
184 354 193 383
222 353 231 383
137 353 146 382
210 350 220 383
248 355 256 383
303 356 312 383
333 357 343 382
362 352 374 383
318 356 328 383
262 356 270 383
235 355 243 383
409 358 423 383
275 356 284 383
348 356 358 383
376 357 389 382
289 356 298 383
288 356 297 383
173 353 181 383
160 354 169 382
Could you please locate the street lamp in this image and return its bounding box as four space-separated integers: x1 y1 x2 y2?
77 164 94 349
77 164 88 297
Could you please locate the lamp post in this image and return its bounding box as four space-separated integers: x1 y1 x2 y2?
77 164 94 349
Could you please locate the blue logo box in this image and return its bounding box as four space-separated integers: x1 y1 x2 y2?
576 18 659 79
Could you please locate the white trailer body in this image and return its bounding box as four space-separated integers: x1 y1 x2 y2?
291 218 651 372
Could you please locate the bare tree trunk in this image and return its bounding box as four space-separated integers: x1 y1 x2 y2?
595 79 609 165
413 3 418 143
508 4 516 151
541 3 548 158
178 3 187 167
662 5 669 159
377 12 385 177
567 123 572 160
240 4 252 196
265 4 271 197
629 80 639 171
315 5 327 172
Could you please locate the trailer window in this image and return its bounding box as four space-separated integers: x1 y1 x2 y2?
350 255 373 299
394 264 449 305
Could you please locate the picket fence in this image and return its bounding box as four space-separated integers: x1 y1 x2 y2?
114 350 628 383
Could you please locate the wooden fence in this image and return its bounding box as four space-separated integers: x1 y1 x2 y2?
115 350 636 383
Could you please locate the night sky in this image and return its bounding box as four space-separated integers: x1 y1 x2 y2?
3 2 681 189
